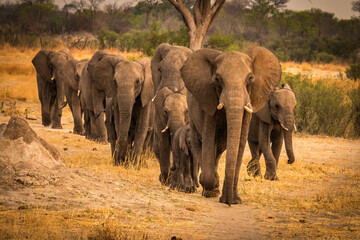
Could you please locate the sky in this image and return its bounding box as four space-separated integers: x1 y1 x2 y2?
3 0 357 19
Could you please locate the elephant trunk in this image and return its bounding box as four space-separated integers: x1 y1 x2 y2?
224 93 245 206
55 77 66 110
114 94 134 165
284 126 295 164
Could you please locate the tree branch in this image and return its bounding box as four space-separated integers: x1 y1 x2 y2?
168 0 196 31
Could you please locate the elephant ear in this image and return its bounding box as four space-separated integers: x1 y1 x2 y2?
151 43 172 93
245 46 281 113
154 87 173 126
179 126 189 156
180 48 222 116
32 50 52 82
255 102 271 124
137 57 154 107
93 55 122 98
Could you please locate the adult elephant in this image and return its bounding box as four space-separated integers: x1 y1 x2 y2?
93 56 154 165
247 84 297 180
79 51 123 143
151 43 192 184
32 49 84 134
180 46 281 206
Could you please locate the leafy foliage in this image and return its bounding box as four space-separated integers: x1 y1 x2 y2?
345 62 360 81
281 73 360 138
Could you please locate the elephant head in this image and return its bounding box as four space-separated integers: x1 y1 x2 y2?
93 56 154 164
154 87 188 140
256 84 296 164
151 43 192 93
181 46 281 205
32 49 76 110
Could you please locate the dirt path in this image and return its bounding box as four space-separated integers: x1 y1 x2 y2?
1 100 360 239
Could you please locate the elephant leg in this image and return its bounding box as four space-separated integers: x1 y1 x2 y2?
51 97 62 129
271 127 283 167
69 90 84 135
133 103 151 164
184 153 195 193
190 121 201 188
105 107 117 158
153 131 160 160
83 109 91 139
247 139 261 178
92 89 107 143
259 123 278 180
89 111 98 141
200 115 219 198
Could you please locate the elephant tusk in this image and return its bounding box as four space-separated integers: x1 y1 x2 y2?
217 102 224 110
151 94 157 102
77 90 81 96
280 123 289 131
51 76 55 81
294 124 297 133
244 103 253 113
161 125 169 133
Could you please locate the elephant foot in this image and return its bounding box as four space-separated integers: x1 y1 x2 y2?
95 137 108 144
184 176 196 194
264 171 279 181
287 158 295 164
247 160 261 178
219 192 242 205
159 173 170 186
73 126 85 136
42 121 51 127
202 188 220 198
51 124 62 129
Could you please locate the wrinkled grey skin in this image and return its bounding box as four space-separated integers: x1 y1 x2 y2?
247 84 297 180
98 57 154 165
80 51 124 143
180 47 281 206
151 43 192 184
170 124 198 193
32 49 84 134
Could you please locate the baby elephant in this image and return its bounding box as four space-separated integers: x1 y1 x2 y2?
170 125 199 193
247 84 297 180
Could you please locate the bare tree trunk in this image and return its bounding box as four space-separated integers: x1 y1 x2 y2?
168 0 225 50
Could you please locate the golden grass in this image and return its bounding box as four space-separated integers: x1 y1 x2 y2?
281 61 347 72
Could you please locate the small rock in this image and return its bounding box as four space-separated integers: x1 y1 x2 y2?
299 219 306 223
92 148 97 151
186 207 195 212
63 147 68 151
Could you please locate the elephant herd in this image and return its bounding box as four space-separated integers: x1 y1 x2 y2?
32 43 297 206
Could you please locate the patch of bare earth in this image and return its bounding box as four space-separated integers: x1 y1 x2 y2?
0 101 359 239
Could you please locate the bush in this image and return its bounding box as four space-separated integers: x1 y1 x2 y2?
281 73 358 137
97 30 119 49
315 51 336 63
345 62 360 81
207 32 243 52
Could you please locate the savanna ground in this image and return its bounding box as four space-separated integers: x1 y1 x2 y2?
0 46 359 239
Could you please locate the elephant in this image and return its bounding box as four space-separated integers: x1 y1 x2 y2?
151 43 192 184
180 46 281 205
94 56 154 165
32 49 85 134
79 50 123 143
247 84 297 180
170 124 198 193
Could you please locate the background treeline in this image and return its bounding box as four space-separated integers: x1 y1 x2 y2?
1 0 360 62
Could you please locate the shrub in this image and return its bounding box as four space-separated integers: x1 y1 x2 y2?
97 30 119 49
345 62 360 81
315 51 336 63
207 32 243 52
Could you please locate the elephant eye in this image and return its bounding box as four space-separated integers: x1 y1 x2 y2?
135 78 140 85
75 73 80 80
247 74 255 85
